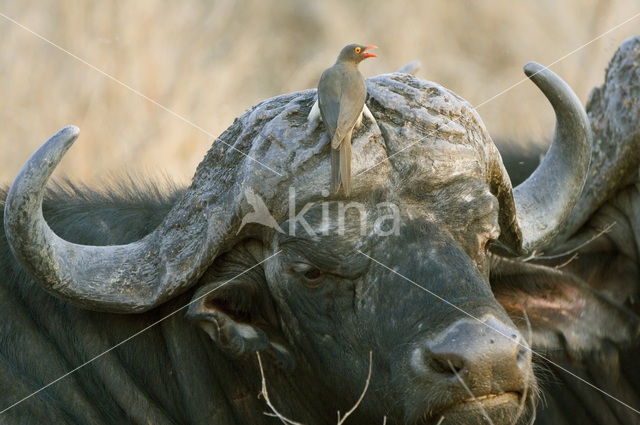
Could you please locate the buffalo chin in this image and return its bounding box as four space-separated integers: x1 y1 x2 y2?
420 392 522 425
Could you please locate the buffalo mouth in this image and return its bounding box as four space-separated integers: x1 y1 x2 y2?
419 392 524 425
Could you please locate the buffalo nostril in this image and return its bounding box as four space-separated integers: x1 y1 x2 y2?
418 316 533 400
429 352 465 376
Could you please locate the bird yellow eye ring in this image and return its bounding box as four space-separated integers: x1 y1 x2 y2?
355 47 361 53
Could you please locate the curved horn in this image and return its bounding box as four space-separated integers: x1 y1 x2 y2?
4 126 238 313
497 62 592 253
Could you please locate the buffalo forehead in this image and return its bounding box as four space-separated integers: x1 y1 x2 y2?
182 73 495 234
366 74 492 185
365 75 497 230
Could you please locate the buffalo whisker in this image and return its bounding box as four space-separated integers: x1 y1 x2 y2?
527 396 537 425
511 309 533 425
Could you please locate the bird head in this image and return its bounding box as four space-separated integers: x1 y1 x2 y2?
337 44 377 64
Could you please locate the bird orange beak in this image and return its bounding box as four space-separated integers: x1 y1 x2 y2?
362 45 378 58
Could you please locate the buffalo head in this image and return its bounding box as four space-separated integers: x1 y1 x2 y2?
5 59 613 424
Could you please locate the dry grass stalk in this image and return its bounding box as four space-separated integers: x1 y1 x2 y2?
521 222 615 263
256 350 375 425
336 351 373 425
256 351 304 425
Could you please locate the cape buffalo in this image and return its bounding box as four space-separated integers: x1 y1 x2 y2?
1 38 639 425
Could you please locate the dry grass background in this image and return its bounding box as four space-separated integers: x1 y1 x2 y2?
1 1 639 185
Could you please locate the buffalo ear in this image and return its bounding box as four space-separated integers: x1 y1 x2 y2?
186 271 295 371
491 258 640 357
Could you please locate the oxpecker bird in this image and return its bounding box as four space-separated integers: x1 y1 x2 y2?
311 44 377 195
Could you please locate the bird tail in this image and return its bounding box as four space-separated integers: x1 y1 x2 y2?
340 130 353 196
331 129 344 150
331 148 340 193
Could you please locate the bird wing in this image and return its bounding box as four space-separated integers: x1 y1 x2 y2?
331 93 365 149
317 67 341 137
331 70 366 149
318 66 367 149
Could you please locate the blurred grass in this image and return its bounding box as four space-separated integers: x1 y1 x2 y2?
1 0 639 185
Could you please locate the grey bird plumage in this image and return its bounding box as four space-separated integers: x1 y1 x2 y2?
316 44 377 195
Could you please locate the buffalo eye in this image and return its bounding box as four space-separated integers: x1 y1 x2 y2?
290 262 324 287
304 268 322 280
